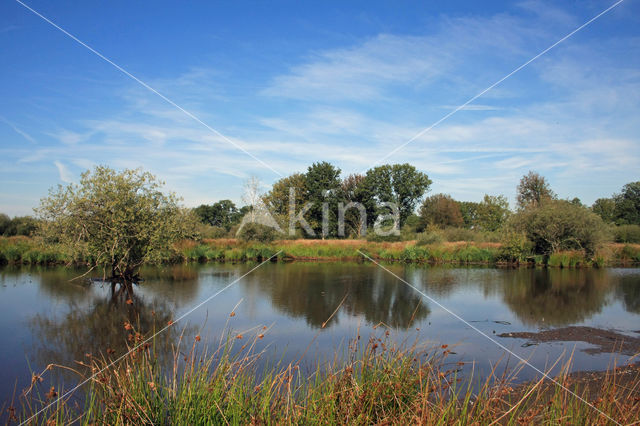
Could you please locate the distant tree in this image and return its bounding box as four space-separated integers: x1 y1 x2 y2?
508 199 609 256
475 194 510 232
3 216 38 236
570 197 584 207
35 166 196 280
339 174 368 237
591 198 616 224
419 194 463 229
0 213 9 235
613 181 640 225
304 162 342 237
193 200 243 230
516 171 556 209
363 164 431 227
263 173 308 217
458 201 479 229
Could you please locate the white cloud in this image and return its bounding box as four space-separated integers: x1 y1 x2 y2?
0 116 36 144
54 161 73 183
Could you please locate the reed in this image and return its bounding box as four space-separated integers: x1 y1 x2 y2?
2 236 639 267
14 325 640 425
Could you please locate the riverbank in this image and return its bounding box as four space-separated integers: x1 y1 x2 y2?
11 327 640 425
1 236 639 267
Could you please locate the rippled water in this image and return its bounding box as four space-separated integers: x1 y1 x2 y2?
1 262 639 407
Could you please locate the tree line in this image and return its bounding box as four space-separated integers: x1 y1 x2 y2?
0 164 638 279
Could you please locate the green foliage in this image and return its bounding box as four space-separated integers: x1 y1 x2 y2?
195 223 228 239
613 181 640 225
363 163 431 227
0 213 10 235
365 232 402 242
499 231 532 263
263 173 308 217
458 201 479 229
441 227 476 242
475 194 510 232
415 230 444 246
193 200 246 230
418 194 463 229
237 222 279 243
509 199 609 256
516 170 556 209
591 198 616 223
0 215 39 236
613 224 640 243
304 161 342 237
35 166 197 279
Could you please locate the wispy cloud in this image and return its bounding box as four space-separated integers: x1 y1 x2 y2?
54 160 73 183
0 116 37 144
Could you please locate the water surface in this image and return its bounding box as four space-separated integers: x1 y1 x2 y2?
1 262 639 407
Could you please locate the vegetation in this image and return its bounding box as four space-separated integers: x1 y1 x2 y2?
516 170 556 209
509 199 610 257
34 166 196 280
192 200 248 231
14 327 640 425
0 214 38 236
1 165 639 267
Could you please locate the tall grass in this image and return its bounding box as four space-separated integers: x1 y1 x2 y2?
2 236 639 267
13 326 640 425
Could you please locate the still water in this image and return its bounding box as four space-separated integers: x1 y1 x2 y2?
1 262 639 406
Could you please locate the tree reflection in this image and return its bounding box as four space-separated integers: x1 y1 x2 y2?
616 273 640 314
243 263 429 329
28 278 183 379
501 269 609 327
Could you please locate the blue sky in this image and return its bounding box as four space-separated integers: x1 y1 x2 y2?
1 0 639 215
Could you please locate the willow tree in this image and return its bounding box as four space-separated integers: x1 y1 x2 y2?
36 166 196 280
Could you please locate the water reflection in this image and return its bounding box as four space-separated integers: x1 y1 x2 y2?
616 272 640 314
26 267 200 375
243 263 430 328
501 269 610 327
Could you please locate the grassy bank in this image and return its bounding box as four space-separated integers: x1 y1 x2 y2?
12 327 640 425
2 236 640 268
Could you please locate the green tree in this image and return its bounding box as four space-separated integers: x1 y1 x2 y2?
458 201 479 229
0 213 9 235
338 174 368 237
418 194 463 229
613 181 640 225
516 171 556 209
508 199 609 256
263 173 308 217
36 166 196 280
591 198 616 223
475 194 510 232
363 164 431 227
193 200 244 230
3 216 38 236
304 162 342 238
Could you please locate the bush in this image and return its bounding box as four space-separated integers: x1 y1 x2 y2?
499 231 532 263
196 224 228 239
441 227 476 242
236 223 278 243
509 200 610 256
613 224 640 244
415 230 444 246
366 232 402 242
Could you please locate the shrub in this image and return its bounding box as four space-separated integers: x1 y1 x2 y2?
236 223 278 243
499 231 532 263
509 200 610 256
366 230 402 242
441 227 476 242
613 224 640 244
415 230 444 246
